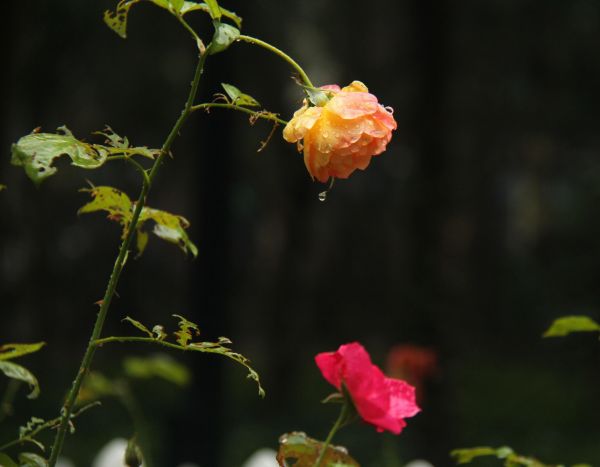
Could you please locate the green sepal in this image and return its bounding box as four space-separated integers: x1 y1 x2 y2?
276 432 359 467
543 315 600 337
0 342 45 361
209 21 239 55
221 83 260 107
0 361 41 399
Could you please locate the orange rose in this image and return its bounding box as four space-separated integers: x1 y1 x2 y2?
283 81 397 182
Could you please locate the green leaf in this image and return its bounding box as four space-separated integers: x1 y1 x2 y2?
78 186 133 228
0 361 40 399
123 316 153 337
0 184 6 191
209 22 239 55
123 354 191 386
169 0 184 11
18 452 48 467
204 0 221 20
276 432 359 467
0 342 45 361
139 207 198 257
543 316 600 337
77 372 119 404
19 417 45 440
172 314 200 346
11 127 107 185
0 453 18 467
181 2 242 28
79 186 198 257
221 83 261 107
94 126 159 159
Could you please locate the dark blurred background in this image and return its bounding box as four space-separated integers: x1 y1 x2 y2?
2 1 600 466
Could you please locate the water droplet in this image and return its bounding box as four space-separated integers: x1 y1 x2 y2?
318 191 327 202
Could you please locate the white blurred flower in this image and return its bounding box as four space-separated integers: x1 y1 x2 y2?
92 438 143 467
241 448 278 467
405 460 434 467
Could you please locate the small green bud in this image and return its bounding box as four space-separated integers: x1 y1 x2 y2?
124 436 144 467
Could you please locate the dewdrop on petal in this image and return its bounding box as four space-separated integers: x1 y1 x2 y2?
283 81 397 183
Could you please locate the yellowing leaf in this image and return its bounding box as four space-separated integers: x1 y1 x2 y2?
79 186 198 257
123 316 153 337
173 314 200 346
0 342 45 361
543 315 600 337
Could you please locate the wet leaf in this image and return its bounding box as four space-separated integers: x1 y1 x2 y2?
0 453 18 467
123 317 153 337
18 452 48 467
543 316 600 337
79 186 198 257
221 83 260 107
11 127 107 185
0 342 45 361
173 314 200 346
181 2 241 28
123 354 190 386
276 432 359 467
209 22 239 54
0 361 40 399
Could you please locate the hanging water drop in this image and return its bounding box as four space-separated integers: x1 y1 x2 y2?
318 191 327 202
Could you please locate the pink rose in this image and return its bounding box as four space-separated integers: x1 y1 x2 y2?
283 81 397 183
315 342 420 434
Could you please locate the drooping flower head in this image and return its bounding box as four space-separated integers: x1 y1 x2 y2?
315 342 420 435
283 81 397 183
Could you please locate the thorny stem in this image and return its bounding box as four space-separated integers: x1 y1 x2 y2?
0 402 100 452
47 50 209 467
237 35 314 89
314 401 350 467
191 102 288 125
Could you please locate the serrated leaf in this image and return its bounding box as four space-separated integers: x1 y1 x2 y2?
181 2 241 28
123 316 153 337
11 128 107 185
221 83 260 107
19 417 45 439
0 361 40 399
123 354 190 386
104 0 185 38
18 452 48 467
94 126 159 159
276 432 359 467
0 453 18 467
79 186 198 257
543 316 600 337
0 342 45 361
152 325 168 340
209 22 239 55
172 314 200 346
78 186 132 228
